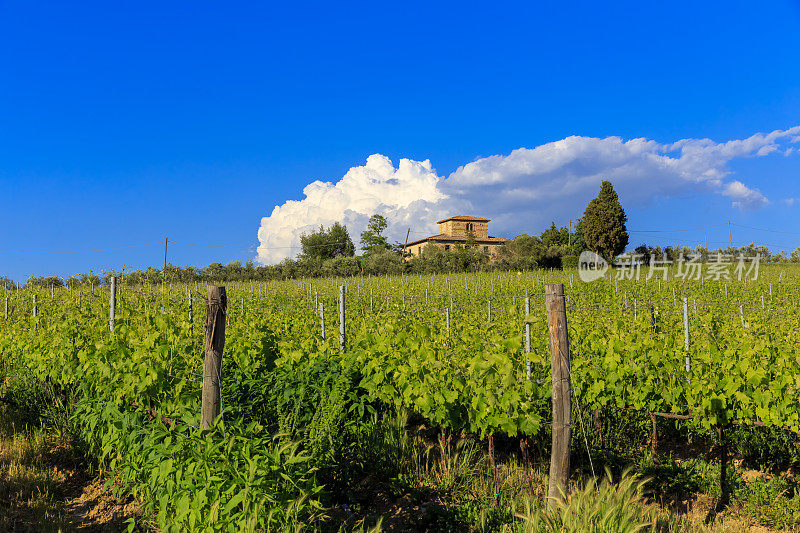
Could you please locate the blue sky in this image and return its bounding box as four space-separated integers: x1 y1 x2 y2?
1 1 800 281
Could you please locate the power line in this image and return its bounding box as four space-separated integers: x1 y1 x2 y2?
731 223 800 235
629 222 728 233
0 242 160 255
170 240 352 250
169 241 257 250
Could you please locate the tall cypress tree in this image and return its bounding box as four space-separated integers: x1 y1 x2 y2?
581 181 629 260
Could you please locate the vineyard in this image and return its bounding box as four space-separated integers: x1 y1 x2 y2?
2 264 800 531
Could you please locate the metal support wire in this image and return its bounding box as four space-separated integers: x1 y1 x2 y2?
557 328 597 487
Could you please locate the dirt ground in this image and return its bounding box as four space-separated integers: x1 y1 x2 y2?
0 432 145 532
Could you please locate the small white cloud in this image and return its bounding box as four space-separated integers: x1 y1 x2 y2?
256 126 800 263
723 181 769 210
784 198 798 206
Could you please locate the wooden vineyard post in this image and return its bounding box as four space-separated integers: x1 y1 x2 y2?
339 285 345 352
188 291 194 342
201 285 227 430
683 298 693 444
488 434 499 505
4 297 7 322
546 283 571 506
683 298 690 374
717 424 729 509
525 292 531 379
650 412 658 463
33 294 37 318
109 276 116 332
519 288 536 498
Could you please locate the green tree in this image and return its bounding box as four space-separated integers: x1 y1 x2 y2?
363 249 406 275
300 222 355 260
581 181 629 260
540 222 569 247
360 214 390 254
570 218 586 255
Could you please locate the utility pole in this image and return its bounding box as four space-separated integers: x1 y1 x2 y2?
704 227 707 250
728 221 732 248
403 227 410 258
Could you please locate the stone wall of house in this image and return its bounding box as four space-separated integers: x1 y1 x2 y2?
405 240 505 260
439 220 489 239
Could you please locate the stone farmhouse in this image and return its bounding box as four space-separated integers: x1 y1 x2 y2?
403 215 510 261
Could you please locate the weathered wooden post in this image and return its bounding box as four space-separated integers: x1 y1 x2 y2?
546 283 571 506
33 294 37 318
109 276 116 331
201 285 227 430
717 425 729 509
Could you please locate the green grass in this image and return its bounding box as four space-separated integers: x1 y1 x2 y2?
0 417 83 532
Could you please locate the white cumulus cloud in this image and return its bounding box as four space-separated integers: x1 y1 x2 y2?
256 126 800 264
256 154 449 264
723 181 769 210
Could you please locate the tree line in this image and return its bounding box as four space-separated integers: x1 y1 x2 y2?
5 182 797 288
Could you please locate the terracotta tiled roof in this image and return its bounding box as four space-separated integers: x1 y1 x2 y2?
436 215 491 224
405 234 510 247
